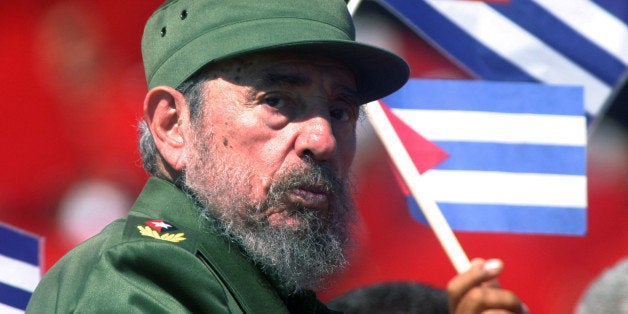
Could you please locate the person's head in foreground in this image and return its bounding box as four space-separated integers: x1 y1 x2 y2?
27 1 525 313
327 281 449 314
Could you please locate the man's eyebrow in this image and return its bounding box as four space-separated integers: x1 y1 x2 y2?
336 85 360 99
258 72 311 88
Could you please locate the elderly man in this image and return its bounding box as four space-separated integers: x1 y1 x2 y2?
27 0 524 313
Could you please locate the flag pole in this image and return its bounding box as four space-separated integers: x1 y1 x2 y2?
364 102 471 273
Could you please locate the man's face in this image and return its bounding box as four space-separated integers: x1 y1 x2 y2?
183 52 359 289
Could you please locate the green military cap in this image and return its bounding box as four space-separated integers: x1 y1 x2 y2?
142 0 409 103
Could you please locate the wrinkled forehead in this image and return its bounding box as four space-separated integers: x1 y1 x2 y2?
211 51 357 89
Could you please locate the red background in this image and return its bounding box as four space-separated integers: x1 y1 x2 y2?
1 2 626 313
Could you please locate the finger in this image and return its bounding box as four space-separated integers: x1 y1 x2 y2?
482 278 501 289
482 310 518 314
483 311 516 314
455 286 524 314
447 258 504 308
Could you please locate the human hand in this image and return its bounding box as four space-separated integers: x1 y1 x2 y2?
447 258 527 314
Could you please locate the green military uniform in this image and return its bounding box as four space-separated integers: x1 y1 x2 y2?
27 177 337 313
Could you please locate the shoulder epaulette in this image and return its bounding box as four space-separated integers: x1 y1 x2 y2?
123 215 198 252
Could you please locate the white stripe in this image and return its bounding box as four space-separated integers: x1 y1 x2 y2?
422 170 587 207
392 109 587 146
532 0 628 65
0 255 40 292
0 303 25 314
424 0 611 115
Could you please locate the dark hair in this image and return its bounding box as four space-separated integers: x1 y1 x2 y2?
327 281 449 314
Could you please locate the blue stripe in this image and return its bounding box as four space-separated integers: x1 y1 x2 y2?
375 0 537 82
0 223 39 266
433 141 585 175
0 282 31 310
490 0 626 85
384 79 584 115
591 0 628 25
407 197 586 235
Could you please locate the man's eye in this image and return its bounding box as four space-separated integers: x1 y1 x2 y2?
330 93 359 122
263 94 286 108
330 107 354 122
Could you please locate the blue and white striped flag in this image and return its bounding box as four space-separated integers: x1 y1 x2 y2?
382 79 587 235
0 223 41 313
376 0 628 120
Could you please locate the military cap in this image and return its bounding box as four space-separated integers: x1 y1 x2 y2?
142 0 409 103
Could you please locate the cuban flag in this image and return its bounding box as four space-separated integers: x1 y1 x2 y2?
375 0 628 121
381 79 587 235
0 223 42 313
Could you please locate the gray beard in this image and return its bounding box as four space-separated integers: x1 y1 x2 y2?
183 139 355 292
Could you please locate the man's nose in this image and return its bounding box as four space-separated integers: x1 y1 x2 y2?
295 115 337 161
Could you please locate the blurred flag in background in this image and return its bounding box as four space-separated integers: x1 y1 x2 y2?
375 0 628 121
0 223 41 313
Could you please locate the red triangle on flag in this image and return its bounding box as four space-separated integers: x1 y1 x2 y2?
379 101 449 174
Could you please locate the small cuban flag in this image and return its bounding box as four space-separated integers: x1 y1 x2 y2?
0 222 42 313
381 79 587 235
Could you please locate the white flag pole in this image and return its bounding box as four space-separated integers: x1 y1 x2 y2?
365 101 471 273
347 0 470 274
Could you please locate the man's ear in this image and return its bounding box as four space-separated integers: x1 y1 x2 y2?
143 86 190 171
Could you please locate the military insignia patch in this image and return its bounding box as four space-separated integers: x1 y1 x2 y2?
137 220 186 243
145 219 176 232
